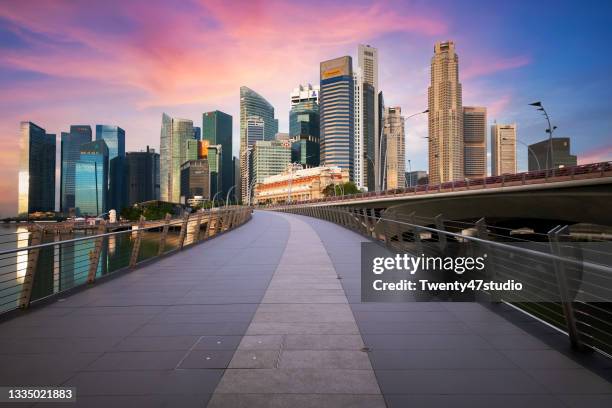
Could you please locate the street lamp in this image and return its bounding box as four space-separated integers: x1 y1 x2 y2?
503 137 541 171
402 109 428 189
211 191 222 208
224 185 236 209
529 101 556 171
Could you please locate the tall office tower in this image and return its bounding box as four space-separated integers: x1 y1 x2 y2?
358 44 378 191
193 126 201 140
202 111 232 198
125 146 160 206
463 107 487 179
246 116 265 147
383 107 406 189
428 41 463 184
290 98 320 168
491 123 517 176
207 144 222 200
75 140 108 216
528 137 577 171
18 122 56 215
252 140 291 184
377 91 386 190
290 84 319 107
60 125 92 213
233 156 241 203
180 160 210 202
96 125 126 211
240 86 277 202
320 56 354 179
159 113 194 203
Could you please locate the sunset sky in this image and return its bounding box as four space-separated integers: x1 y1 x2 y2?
0 0 611 216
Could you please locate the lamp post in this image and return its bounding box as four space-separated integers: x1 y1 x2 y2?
529 102 557 171
399 109 428 190
211 191 222 209
503 137 541 171
406 159 412 187
224 185 236 209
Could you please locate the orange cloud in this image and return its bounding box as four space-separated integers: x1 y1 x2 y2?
578 145 612 164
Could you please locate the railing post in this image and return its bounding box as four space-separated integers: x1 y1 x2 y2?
18 227 43 309
178 212 190 249
203 209 212 239
548 225 584 350
194 209 204 243
434 214 447 252
129 216 146 268
87 222 107 283
157 213 172 255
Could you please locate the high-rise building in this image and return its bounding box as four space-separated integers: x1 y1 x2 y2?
126 146 160 206
193 126 201 140
240 87 277 202
233 156 241 203
428 41 463 184
378 91 386 190
60 125 92 213
291 84 319 107
252 140 291 185
96 125 126 211
528 137 577 171
75 140 108 216
357 44 378 191
320 56 354 179
18 122 56 215
207 144 222 200
491 123 517 176
159 113 194 203
180 159 210 203
246 116 265 147
383 107 406 189
463 107 487 179
405 170 428 187
202 111 232 198
290 99 320 169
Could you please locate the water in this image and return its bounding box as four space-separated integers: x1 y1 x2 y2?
0 223 183 314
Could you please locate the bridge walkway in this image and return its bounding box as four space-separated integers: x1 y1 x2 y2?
0 211 610 407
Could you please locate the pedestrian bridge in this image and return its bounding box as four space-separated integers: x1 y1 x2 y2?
1 210 611 407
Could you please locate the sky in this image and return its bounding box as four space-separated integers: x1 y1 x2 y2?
0 0 611 216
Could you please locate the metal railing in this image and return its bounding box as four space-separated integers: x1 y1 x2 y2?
275 205 612 356
269 161 612 206
0 206 252 316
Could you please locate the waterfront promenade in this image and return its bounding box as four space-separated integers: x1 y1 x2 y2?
0 211 611 407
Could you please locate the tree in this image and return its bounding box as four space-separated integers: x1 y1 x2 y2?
323 181 359 197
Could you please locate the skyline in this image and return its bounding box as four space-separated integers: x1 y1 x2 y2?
1 0 612 216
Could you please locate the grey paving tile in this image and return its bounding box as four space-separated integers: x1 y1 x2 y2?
113 336 200 352
207 393 386 408
194 335 243 350
362 334 492 350
370 349 516 369
178 350 234 369
237 335 284 350
525 368 612 393
85 351 185 371
279 350 371 369
385 394 564 408
501 349 584 369
228 350 279 368
284 334 364 350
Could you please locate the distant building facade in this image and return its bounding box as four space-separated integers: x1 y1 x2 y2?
252 140 291 185
255 166 349 204
429 41 463 184
320 56 354 179
463 106 487 179
491 123 517 176
357 44 378 191
75 140 108 216
60 125 92 213
96 125 126 211
18 122 56 215
291 83 319 107
528 137 577 171
383 106 405 189
180 160 210 203
160 113 194 203
126 146 160 206
405 170 428 187
202 110 232 198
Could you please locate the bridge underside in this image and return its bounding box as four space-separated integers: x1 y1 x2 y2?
0 211 611 407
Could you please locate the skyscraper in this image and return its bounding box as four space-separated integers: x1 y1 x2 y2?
96 125 126 211
289 97 320 169
491 123 517 176
125 146 160 206
428 41 463 184
246 116 265 147
290 84 319 107
18 122 56 215
193 126 201 140
383 107 406 189
207 144 222 200
75 140 108 216
252 140 291 184
202 110 232 198
463 107 487 179
358 44 378 191
159 113 194 203
528 137 577 171
60 125 92 213
180 160 210 202
239 87 277 202
320 56 354 179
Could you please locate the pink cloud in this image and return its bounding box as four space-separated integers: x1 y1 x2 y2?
462 55 530 80
578 144 612 164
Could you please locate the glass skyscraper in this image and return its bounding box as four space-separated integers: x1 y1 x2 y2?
75 140 109 216
320 56 354 179
239 86 277 202
126 146 160 206
290 100 320 168
159 113 194 203
18 122 56 215
203 110 233 199
96 125 126 211
60 125 92 213
252 140 291 184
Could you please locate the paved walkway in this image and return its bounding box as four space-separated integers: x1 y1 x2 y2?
0 211 610 407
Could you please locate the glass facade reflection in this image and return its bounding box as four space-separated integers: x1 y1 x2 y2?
18 122 56 215
75 140 109 216
61 125 92 214
126 147 160 206
202 110 233 199
96 125 126 212
159 113 194 203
